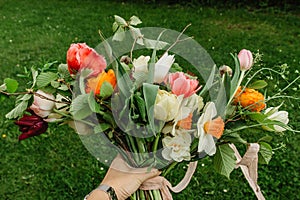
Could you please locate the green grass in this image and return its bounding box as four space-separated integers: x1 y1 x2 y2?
0 0 299 199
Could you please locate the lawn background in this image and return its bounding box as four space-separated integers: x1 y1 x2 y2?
0 0 299 199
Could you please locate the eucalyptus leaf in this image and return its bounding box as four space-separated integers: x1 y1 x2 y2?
4 78 18 93
214 144 236 179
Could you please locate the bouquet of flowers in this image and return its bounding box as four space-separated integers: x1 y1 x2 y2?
0 15 297 200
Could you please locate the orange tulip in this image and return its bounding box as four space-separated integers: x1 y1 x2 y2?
86 69 116 95
233 87 266 112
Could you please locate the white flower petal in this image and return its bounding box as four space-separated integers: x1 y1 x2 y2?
154 53 174 83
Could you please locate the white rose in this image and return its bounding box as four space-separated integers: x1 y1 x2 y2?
154 90 180 122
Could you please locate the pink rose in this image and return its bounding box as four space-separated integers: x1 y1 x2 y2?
67 43 106 76
30 90 55 118
238 49 253 71
168 72 200 98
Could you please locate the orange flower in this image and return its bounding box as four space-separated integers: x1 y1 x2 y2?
203 116 225 139
177 113 193 130
86 69 116 95
233 87 266 112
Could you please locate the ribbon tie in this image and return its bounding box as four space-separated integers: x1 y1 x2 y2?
140 161 198 200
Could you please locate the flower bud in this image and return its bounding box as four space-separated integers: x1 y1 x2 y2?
238 49 253 71
219 65 232 77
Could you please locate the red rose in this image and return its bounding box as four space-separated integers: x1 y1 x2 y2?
67 43 107 76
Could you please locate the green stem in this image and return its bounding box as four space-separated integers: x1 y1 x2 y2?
162 161 178 176
227 70 245 107
152 132 161 152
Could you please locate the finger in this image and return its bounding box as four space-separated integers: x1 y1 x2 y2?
142 168 161 180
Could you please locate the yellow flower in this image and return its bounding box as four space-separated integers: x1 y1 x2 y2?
233 87 266 112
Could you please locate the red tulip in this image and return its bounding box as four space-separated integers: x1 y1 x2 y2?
67 43 107 76
15 109 48 140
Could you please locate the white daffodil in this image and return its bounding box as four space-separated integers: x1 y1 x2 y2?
264 106 289 132
162 129 192 162
196 102 224 156
154 52 175 83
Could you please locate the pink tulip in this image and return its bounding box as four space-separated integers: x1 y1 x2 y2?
238 49 253 71
67 43 106 76
168 72 200 98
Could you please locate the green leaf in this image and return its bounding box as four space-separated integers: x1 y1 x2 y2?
224 72 231 102
31 68 38 88
112 27 126 41
0 83 6 91
129 16 142 26
143 83 158 134
246 112 266 123
51 80 60 88
134 93 146 121
214 144 236 179
230 53 241 96
58 63 71 79
222 132 247 144
112 22 119 32
258 135 273 143
58 84 69 91
258 142 272 164
143 39 168 50
88 92 101 113
5 94 32 119
94 123 111 133
100 81 114 98
70 94 92 120
37 72 58 88
199 65 216 96
248 80 268 89
114 15 127 26
4 78 19 93
79 69 93 94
